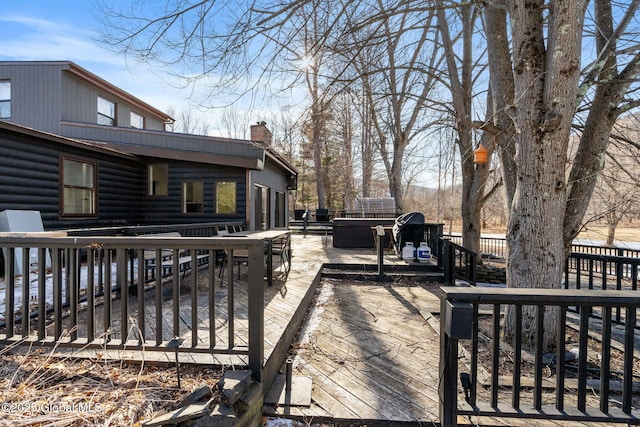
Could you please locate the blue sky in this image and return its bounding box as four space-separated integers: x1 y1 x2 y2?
0 1 247 131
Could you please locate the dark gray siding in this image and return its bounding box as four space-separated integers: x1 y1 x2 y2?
0 128 144 230
250 158 290 229
60 122 265 158
142 160 247 226
0 63 63 132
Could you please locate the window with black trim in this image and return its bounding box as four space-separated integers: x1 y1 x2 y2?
183 182 204 213
97 96 116 126
0 81 10 119
62 157 96 216
130 111 144 129
148 163 168 196
215 181 237 214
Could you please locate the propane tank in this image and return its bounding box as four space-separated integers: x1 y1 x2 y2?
402 242 416 261
417 242 431 262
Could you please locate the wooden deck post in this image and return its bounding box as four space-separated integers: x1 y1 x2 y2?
439 295 459 427
247 242 265 384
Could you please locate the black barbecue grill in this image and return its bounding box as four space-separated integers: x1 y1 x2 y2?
392 212 426 259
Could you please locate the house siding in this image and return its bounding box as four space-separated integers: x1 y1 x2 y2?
142 160 247 226
0 63 63 132
250 157 290 229
0 127 144 230
61 71 166 130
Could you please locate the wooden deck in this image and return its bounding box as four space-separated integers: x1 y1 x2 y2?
264 235 625 426
49 234 628 426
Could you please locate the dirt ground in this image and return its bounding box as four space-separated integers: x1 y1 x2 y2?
0 347 223 426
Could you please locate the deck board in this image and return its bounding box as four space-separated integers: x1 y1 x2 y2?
267 277 443 423
36 234 625 426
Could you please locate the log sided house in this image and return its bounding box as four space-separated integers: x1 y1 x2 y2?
0 61 296 231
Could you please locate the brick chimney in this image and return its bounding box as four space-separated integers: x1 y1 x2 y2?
250 121 272 145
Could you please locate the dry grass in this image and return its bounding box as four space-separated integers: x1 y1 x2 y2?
0 336 223 427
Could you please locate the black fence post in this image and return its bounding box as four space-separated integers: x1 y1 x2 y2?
443 240 454 285
439 296 459 426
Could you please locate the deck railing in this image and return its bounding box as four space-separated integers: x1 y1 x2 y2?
0 234 265 382
65 221 244 237
440 238 477 286
439 287 640 426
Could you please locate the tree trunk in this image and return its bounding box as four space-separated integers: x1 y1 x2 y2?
438 4 489 257
502 0 586 350
606 220 619 246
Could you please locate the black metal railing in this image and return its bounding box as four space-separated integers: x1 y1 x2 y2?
0 234 265 382
439 287 640 426
440 238 477 286
449 233 640 263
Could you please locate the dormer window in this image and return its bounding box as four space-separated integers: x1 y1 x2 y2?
97 96 116 126
0 81 10 119
130 111 144 129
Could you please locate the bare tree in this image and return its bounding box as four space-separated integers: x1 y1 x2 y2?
437 3 492 256
165 106 212 135
342 4 441 212
483 0 640 348
585 116 640 245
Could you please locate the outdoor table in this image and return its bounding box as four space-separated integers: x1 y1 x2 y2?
222 229 291 287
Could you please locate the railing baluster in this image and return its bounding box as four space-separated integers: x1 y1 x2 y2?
577 305 589 411
6 248 15 339
155 248 163 346
191 249 198 347
228 249 235 349
470 303 478 406
623 306 636 414
87 249 95 342
556 305 566 411
69 248 79 342
136 248 145 344
104 250 112 343
173 249 180 338
53 248 62 340
118 248 129 345
37 247 47 340
209 249 216 348
533 305 544 410
512 304 522 409
21 247 30 337
600 305 611 413
491 303 500 408
97 248 104 294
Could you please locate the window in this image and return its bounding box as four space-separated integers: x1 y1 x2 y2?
148 164 168 196
130 111 144 129
62 158 96 216
216 181 237 214
0 81 10 119
183 182 203 213
97 96 116 126
254 184 270 230
275 191 285 228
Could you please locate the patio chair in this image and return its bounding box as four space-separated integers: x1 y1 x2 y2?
271 233 291 278
217 229 250 282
